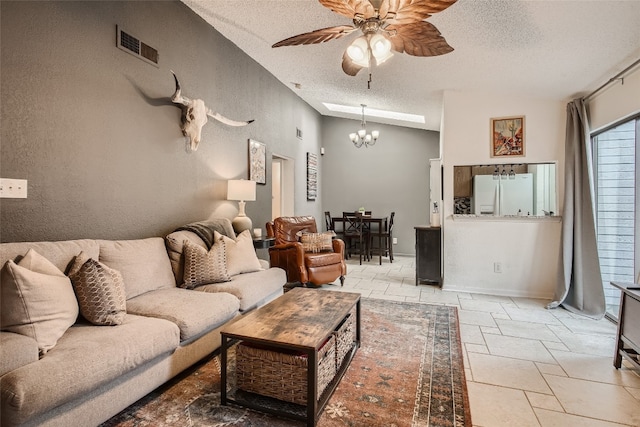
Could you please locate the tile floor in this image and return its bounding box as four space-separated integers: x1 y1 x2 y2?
323 255 640 427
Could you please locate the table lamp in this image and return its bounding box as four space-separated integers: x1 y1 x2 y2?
227 179 256 234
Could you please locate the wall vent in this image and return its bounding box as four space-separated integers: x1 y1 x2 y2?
116 26 159 67
296 128 303 140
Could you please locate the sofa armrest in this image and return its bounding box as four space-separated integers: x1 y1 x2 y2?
0 331 39 376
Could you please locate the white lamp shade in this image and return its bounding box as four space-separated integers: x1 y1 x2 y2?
349 133 357 141
370 33 393 64
227 179 256 201
357 129 366 138
371 130 380 139
346 36 370 68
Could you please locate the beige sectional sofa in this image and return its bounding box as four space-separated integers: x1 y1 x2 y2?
0 221 286 427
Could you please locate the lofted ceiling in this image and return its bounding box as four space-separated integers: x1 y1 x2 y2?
182 0 640 131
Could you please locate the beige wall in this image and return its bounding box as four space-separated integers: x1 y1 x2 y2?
441 91 565 298
588 63 640 131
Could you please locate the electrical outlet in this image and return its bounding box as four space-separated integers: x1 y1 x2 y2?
0 178 28 198
392 238 398 245
494 262 502 273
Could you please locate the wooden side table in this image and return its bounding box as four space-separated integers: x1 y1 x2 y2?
611 282 640 371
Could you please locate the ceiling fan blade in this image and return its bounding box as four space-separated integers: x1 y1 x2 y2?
381 0 458 24
386 21 454 56
341 50 365 76
319 0 376 20
272 25 357 47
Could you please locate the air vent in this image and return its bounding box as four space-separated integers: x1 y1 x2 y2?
116 26 158 67
296 128 303 140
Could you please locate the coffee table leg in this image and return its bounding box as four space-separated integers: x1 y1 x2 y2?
356 299 361 346
221 335 228 405
307 349 317 427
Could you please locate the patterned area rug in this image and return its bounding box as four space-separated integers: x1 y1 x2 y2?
101 298 470 426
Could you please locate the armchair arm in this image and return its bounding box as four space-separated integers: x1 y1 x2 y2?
268 242 308 283
332 238 345 258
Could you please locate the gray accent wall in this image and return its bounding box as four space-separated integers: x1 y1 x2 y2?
321 116 440 255
0 1 323 242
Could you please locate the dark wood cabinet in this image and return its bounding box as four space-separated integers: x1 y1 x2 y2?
612 282 640 371
415 226 441 286
453 166 472 197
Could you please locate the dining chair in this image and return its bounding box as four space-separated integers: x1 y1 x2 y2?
343 213 369 264
324 211 333 232
366 212 394 264
381 212 395 263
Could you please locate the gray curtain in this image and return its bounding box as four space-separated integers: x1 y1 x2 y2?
546 98 605 319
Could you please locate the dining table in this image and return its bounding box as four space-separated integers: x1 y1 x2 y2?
331 214 388 265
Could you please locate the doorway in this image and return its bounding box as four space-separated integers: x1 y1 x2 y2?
271 154 294 220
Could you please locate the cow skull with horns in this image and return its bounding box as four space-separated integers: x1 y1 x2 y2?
170 71 253 151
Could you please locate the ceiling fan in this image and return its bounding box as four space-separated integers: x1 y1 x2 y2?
272 0 458 80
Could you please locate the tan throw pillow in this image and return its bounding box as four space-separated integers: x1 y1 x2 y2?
216 230 263 276
300 232 333 253
68 252 127 326
182 239 230 288
0 249 79 355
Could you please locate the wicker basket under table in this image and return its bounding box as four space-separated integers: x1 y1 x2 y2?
334 306 357 369
236 335 336 405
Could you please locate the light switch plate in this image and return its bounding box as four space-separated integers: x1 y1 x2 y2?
0 178 28 198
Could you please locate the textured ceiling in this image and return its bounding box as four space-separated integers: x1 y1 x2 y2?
182 0 640 131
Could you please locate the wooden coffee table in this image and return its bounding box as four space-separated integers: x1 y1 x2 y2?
220 288 361 426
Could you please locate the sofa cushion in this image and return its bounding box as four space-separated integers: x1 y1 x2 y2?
98 238 176 299
0 249 79 355
0 332 38 377
0 314 179 427
165 219 237 286
196 267 286 311
182 239 231 288
0 239 99 275
217 230 263 276
165 231 207 287
68 253 127 326
126 288 240 342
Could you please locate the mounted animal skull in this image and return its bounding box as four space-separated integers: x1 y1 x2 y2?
170 71 253 151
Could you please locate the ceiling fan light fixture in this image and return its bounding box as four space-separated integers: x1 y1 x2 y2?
369 33 392 63
271 0 456 81
346 36 369 67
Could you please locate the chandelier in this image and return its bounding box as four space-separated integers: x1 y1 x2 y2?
349 104 379 148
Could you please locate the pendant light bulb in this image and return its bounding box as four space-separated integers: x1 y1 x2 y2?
369 33 393 64
346 36 370 68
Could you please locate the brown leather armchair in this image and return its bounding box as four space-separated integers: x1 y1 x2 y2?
266 216 346 287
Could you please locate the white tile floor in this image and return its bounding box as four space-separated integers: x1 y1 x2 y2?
323 255 640 427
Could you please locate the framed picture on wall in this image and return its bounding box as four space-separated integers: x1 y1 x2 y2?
307 152 318 201
249 139 266 184
490 116 525 157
